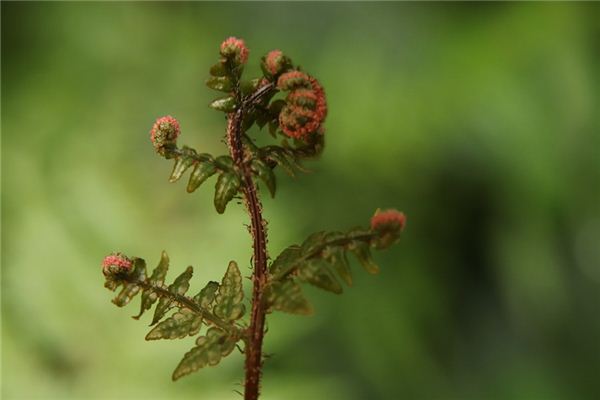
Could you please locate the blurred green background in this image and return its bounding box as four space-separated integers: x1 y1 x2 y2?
2 2 600 399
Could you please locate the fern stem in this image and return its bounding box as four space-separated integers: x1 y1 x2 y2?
226 82 275 400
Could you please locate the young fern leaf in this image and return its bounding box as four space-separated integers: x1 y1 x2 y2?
172 327 238 381
260 146 303 177
214 261 245 321
263 279 313 315
106 37 407 398
146 308 203 340
151 266 194 325
209 96 236 113
170 263 246 380
187 161 217 193
134 251 169 319
111 258 147 307
324 246 353 286
206 76 233 92
250 158 276 198
214 172 241 214
349 240 380 274
103 252 245 380
163 145 219 194
170 146 198 183
265 214 406 314
193 281 220 309
298 258 343 294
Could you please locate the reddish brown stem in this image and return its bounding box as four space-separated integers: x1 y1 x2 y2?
226 85 274 400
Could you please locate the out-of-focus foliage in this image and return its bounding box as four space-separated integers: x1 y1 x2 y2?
2 2 599 400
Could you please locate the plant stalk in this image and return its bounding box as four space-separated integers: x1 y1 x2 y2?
226 83 274 400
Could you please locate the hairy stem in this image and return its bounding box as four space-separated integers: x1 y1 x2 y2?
227 83 275 400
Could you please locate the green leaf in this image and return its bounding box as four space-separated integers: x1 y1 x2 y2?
240 78 260 96
170 266 194 295
264 147 305 177
172 327 237 381
187 162 217 193
145 309 202 340
112 258 147 307
269 99 286 115
280 148 310 173
265 280 313 315
214 155 234 171
170 156 196 183
298 259 343 294
268 120 279 138
209 96 236 113
255 109 272 129
327 247 353 286
206 76 233 92
251 159 276 197
113 283 142 307
214 172 241 214
301 231 327 255
193 281 219 309
151 266 194 325
134 251 169 319
269 245 301 274
213 261 245 321
350 242 380 274
209 62 228 77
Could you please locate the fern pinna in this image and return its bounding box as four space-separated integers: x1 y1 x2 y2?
101 37 406 400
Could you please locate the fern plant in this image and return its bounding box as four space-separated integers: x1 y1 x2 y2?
101 37 406 400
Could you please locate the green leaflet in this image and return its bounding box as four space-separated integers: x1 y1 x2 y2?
268 120 279 138
170 150 196 183
269 245 301 275
172 327 237 381
301 231 328 255
209 62 228 77
214 155 234 171
134 251 169 319
268 225 391 305
350 242 380 274
170 266 194 295
187 161 217 193
265 279 312 315
251 158 276 198
145 309 202 340
112 258 147 307
298 259 343 294
264 148 298 177
240 78 261 96
193 281 219 310
112 283 142 307
269 99 286 115
213 261 245 321
151 266 194 325
209 96 236 113
214 172 241 214
326 247 353 286
206 76 233 92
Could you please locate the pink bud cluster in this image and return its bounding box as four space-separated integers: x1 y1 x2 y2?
265 50 284 74
370 209 406 232
220 37 249 65
150 115 180 155
102 253 133 276
263 50 292 77
276 71 328 140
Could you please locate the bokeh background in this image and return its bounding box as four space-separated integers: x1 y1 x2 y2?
2 2 600 399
